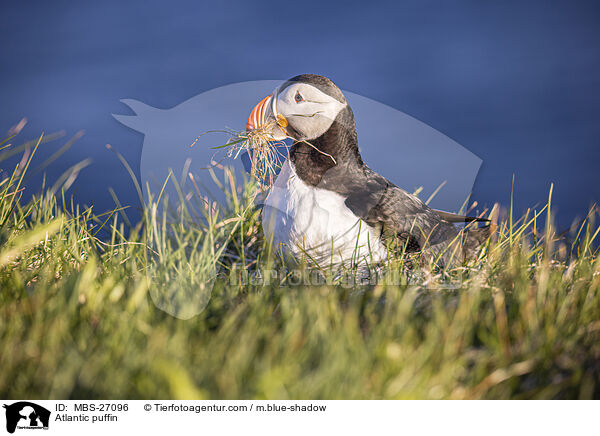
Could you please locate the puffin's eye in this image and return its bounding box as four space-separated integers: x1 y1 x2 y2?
294 91 304 103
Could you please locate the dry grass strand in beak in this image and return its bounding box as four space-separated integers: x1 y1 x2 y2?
189 119 289 189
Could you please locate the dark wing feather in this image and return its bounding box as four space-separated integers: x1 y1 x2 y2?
433 210 490 223
343 168 459 249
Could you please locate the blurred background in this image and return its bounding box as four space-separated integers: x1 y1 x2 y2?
1 0 598 228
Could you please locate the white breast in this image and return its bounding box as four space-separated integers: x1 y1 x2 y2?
261 160 387 268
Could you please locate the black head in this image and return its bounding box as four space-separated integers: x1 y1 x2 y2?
246 74 363 185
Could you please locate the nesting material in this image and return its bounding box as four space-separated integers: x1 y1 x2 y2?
190 119 337 190
190 120 288 189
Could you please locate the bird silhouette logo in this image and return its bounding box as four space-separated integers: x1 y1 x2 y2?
113 79 482 215
112 78 484 315
3 402 50 434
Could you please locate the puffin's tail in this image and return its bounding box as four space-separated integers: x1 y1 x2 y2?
427 223 496 268
462 223 497 260
434 209 491 223
464 222 498 258
458 203 500 260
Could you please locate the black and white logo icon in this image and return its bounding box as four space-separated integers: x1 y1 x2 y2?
3 402 50 434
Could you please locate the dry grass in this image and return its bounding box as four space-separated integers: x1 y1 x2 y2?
1 125 599 399
190 120 289 189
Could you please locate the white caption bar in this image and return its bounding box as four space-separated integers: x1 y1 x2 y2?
0 400 596 435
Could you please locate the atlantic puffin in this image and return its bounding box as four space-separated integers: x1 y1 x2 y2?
246 74 490 267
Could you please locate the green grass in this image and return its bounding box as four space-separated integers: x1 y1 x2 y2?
0 129 599 399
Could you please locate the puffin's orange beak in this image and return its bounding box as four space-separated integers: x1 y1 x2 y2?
246 95 272 132
246 94 289 137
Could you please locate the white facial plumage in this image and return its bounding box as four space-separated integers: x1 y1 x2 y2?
275 83 347 140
